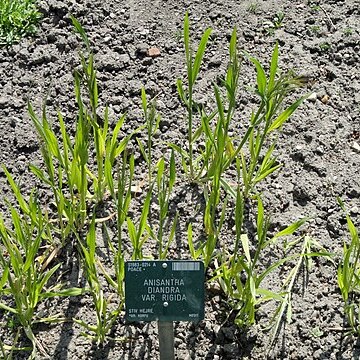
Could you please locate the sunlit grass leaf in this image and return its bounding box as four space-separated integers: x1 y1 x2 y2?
141 87 147 114
0 265 9 290
71 15 90 50
176 79 187 105
272 218 308 239
257 288 284 303
241 234 251 264
169 150 176 190
2 166 29 215
29 165 52 186
44 287 86 298
249 57 266 96
268 42 279 92
267 95 308 133
184 12 191 80
192 27 212 85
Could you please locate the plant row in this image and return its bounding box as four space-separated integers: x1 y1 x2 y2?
0 14 358 359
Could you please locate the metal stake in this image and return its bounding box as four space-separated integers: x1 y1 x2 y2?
158 321 175 360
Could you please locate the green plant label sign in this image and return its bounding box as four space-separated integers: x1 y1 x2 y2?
125 260 204 322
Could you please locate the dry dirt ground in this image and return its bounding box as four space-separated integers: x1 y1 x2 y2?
0 0 360 359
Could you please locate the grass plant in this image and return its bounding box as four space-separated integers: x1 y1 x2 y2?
264 11 285 35
269 235 333 347
175 12 212 180
213 195 308 327
99 151 134 297
137 88 161 184
236 45 309 198
176 13 308 200
337 198 360 334
183 23 308 267
127 187 152 260
247 3 260 14
75 219 120 344
29 17 134 238
151 152 178 259
0 0 41 45
343 28 353 37
0 187 83 358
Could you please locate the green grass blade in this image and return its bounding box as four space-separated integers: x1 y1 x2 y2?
156 158 165 190
37 264 61 296
256 195 264 239
44 287 86 297
183 12 192 85
267 95 308 133
192 28 212 84
268 42 279 92
176 79 187 106
0 265 9 290
257 288 284 303
29 165 52 186
71 15 90 50
241 234 251 264
126 218 137 245
141 87 147 115
169 150 176 191
214 84 225 127
249 57 266 96
272 218 308 239
138 188 152 240
136 138 148 164
2 166 29 215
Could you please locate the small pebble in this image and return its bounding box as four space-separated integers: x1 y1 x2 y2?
307 92 317 102
350 206 359 215
148 47 161 57
351 141 360 152
321 94 330 104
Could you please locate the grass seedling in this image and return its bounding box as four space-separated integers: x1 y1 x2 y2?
247 2 260 14
29 90 90 233
264 11 285 35
307 0 321 11
127 186 152 260
0 0 41 45
213 195 308 328
200 27 240 183
343 28 353 37
309 25 321 36
200 77 234 266
234 44 308 198
75 219 121 344
137 87 160 184
29 17 134 238
176 12 212 179
184 27 308 267
72 16 134 205
319 42 331 52
99 151 134 297
172 27 239 188
272 11 285 29
337 198 360 334
0 198 83 358
151 152 178 259
269 235 333 348
175 15 307 201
